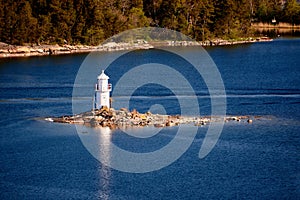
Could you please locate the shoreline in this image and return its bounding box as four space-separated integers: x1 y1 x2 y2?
44 107 257 130
0 37 272 59
252 22 300 29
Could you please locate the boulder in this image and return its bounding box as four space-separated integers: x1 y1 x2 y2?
16 46 31 53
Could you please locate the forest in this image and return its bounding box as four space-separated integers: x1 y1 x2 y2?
0 0 300 45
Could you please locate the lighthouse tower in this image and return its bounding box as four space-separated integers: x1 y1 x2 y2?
94 70 112 110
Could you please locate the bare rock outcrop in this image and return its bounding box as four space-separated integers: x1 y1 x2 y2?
46 106 257 129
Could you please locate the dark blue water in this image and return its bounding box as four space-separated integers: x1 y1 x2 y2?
0 38 299 199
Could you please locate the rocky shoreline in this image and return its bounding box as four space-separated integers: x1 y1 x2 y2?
45 107 256 129
0 41 153 58
0 37 272 58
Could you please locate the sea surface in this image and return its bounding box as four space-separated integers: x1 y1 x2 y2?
0 38 299 199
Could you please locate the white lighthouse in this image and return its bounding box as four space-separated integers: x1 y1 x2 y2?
94 70 112 110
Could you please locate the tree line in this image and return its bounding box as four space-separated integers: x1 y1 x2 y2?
0 0 299 45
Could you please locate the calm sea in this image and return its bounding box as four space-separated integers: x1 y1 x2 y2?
0 38 299 199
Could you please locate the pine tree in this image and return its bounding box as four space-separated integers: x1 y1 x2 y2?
48 0 75 44
0 0 299 45
283 0 300 24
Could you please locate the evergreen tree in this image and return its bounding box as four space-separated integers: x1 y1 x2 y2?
143 0 163 26
283 0 300 24
48 0 75 44
194 0 215 41
17 1 38 44
0 0 299 45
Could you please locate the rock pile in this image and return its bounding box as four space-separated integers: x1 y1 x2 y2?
47 106 256 129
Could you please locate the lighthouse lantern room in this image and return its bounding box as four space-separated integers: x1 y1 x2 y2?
94 70 112 110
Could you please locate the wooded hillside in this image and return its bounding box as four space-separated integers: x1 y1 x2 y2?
0 0 299 45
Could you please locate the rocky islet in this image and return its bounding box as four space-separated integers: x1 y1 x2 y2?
46 106 257 129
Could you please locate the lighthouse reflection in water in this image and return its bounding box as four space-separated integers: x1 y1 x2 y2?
97 127 112 200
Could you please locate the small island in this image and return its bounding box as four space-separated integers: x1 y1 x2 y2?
45 70 255 129
45 106 255 129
